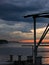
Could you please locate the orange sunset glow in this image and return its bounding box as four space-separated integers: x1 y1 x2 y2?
20 39 49 43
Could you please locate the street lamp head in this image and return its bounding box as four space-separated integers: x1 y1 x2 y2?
24 12 49 18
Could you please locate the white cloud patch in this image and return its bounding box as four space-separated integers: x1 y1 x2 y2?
10 31 33 40
30 27 46 34
9 26 49 40
0 0 49 41
0 19 48 40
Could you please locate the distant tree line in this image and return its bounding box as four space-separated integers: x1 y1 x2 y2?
0 40 8 44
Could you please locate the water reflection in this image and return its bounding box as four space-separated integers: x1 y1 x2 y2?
0 43 49 64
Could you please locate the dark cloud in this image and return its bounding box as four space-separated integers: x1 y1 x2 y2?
0 0 49 24
0 20 33 33
0 0 49 40
0 0 6 4
0 3 31 22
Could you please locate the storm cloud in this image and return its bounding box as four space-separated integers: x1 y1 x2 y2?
0 0 49 22
0 0 49 40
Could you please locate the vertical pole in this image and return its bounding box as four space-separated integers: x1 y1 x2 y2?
33 16 37 65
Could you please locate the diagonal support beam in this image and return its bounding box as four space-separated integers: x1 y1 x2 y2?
24 12 49 65
37 24 49 48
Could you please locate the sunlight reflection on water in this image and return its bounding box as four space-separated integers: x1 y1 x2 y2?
0 43 49 64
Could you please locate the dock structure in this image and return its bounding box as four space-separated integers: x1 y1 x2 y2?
18 55 22 62
27 56 33 63
9 55 13 62
24 11 49 65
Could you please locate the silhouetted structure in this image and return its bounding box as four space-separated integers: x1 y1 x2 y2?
27 56 33 63
17 55 22 65
24 11 49 65
0 40 8 44
18 55 21 61
9 55 13 62
36 56 42 65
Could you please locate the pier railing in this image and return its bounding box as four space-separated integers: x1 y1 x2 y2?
22 44 49 64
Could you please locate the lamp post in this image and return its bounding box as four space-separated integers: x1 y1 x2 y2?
24 12 49 65
33 16 37 64
24 15 37 65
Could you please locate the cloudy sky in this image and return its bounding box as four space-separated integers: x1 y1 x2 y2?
0 0 49 41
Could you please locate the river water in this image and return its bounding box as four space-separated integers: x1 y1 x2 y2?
0 42 49 64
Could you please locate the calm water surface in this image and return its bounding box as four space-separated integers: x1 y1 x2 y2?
0 42 49 64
